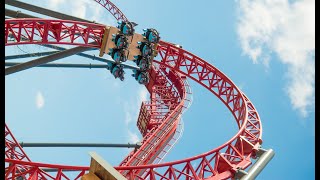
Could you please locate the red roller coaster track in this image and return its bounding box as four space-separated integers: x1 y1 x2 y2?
5 1 263 179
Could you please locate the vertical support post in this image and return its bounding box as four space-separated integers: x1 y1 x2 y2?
239 149 275 180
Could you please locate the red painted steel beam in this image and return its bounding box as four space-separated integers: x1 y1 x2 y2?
117 64 187 177
4 16 263 180
5 18 189 178
5 19 105 47
111 42 262 179
5 159 88 179
5 124 34 180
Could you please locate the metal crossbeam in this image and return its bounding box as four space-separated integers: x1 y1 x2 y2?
5 51 59 60
5 55 138 70
5 0 95 23
4 42 138 69
4 8 94 75
5 46 93 75
19 142 142 148
6 62 109 69
5 8 35 18
5 9 139 74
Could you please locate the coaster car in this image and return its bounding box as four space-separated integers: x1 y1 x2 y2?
108 48 127 63
109 63 125 81
117 21 135 35
134 55 152 71
112 34 128 49
137 42 153 57
132 70 150 84
143 28 160 44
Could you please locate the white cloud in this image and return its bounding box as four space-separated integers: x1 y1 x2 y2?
47 0 87 19
71 2 87 19
236 0 315 117
139 87 148 103
124 103 133 125
36 91 45 109
123 87 149 125
47 0 115 25
70 0 115 25
47 0 66 9
128 130 140 143
112 80 120 88
122 87 149 144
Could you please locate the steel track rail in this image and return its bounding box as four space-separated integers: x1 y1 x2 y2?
4 17 188 179
4 0 267 178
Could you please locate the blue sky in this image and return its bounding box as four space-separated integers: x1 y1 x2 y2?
5 0 315 179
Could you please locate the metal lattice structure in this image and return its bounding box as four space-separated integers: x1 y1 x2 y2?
5 0 270 179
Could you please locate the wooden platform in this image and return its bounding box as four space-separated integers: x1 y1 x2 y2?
81 152 126 180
